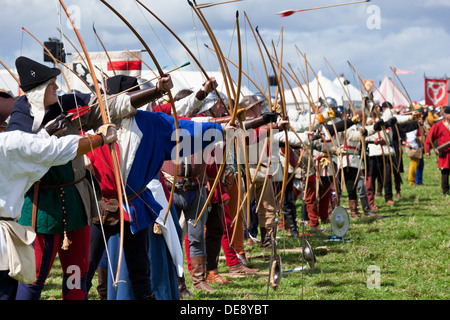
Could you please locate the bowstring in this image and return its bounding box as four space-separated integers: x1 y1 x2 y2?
133 1 193 89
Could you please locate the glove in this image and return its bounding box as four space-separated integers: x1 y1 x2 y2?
327 109 335 119
96 123 117 145
45 113 70 136
312 132 324 140
373 119 385 132
360 128 368 137
385 117 397 128
236 108 247 122
262 111 278 124
374 138 386 146
319 157 330 167
274 103 283 116
316 113 326 124
352 114 361 123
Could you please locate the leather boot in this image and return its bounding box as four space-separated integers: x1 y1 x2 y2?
348 199 359 219
259 227 272 248
284 212 300 239
229 262 259 274
178 276 194 299
189 256 215 292
360 196 376 217
96 267 108 300
301 202 309 221
206 269 232 284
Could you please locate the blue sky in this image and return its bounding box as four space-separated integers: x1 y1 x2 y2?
0 0 449 102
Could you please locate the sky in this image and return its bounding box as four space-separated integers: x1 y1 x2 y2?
0 0 449 102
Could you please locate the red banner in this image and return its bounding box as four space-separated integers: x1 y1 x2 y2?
425 78 448 106
107 60 142 72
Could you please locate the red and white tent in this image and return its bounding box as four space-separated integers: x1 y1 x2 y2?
373 75 409 106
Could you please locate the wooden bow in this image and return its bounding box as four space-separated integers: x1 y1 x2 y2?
389 66 438 163
135 0 229 113
99 0 180 227
58 0 126 289
349 61 393 187
324 57 366 188
189 2 242 227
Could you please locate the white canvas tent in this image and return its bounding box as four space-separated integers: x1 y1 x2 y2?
373 75 409 106
284 70 362 110
146 69 254 102
0 69 20 97
332 75 363 107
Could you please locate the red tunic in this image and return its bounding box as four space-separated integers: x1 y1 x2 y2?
425 121 450 169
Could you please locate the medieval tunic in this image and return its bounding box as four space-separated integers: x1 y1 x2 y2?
105 110 224 300
6 93 134 234
0 131 80 282
425 120 450 170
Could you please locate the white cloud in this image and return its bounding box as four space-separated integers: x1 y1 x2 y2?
0 0 448 102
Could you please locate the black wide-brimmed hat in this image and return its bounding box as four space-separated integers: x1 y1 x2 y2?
381 101 393 110
15 56 60 92
107 75 140 95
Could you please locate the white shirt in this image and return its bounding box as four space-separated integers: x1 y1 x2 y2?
0 130 80 270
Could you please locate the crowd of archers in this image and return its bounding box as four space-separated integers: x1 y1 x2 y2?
1 55 449 301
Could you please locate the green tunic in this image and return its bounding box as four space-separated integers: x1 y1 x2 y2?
19 162 86 234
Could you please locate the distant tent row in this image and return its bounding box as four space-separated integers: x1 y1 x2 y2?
283 71 412 111
0 50 411 112
283 70 363 110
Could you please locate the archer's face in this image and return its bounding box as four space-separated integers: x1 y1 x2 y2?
44 77 59 108
210 102 228 117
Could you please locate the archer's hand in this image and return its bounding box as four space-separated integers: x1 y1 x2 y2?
385 117 397 128
373 119 385 132
224 120 238 132
203 77 218 94
262 111 278 124
327 109 335 119
374 138 386 146
277 118 289 131
316 113 326 124
156 75 173 93
351 114 361 124
319 157 330 167
360 128 368 137
237 108 247 122
412 111 422 121
45 113 70 136
306 131 323 141
96 123 117 145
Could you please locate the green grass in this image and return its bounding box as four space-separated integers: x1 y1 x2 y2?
44 152 449 300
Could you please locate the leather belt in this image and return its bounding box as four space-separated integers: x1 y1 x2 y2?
31 175 86 230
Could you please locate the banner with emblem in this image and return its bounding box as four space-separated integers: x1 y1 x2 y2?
424 78 448 107
64 50 142 93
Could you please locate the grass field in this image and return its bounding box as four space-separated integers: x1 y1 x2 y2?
42 151 449 301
